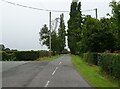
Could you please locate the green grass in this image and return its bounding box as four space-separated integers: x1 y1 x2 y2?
71 55 118 88
37 54 63 61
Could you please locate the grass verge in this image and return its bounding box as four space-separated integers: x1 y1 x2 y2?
71 55 118 88
37 54 63 61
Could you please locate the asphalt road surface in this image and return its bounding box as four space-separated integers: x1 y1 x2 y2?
2 54 92 88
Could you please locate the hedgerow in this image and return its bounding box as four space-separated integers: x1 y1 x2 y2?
100 53 120 81
83 52 99 65
82 52 120 86
2 50 49 61
2 51 16 61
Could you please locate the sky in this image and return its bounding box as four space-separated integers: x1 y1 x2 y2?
0 0 119 51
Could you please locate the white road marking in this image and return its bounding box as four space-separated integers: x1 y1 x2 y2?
52 67 58 75
44 80 50 87
59 62 62 65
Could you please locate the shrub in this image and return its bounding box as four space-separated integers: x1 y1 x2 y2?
39 50 49 57
2 50 50 61
100 53 120 81
2 51 16 61
14 51 49 61
83 52 99 65
82 52 120 86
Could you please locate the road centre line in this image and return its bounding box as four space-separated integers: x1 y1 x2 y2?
45 62 62 87
52 67 58 75
59 62 62 65
44 80 50 87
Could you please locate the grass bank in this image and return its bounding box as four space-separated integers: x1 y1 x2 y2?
71 55 118 88
37 54 63 61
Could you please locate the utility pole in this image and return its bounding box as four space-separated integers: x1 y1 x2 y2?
95 8 98 19
49 12 52 57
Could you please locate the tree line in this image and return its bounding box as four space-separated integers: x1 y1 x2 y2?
0 44 17 52
39 0 120 54
39 14 67 54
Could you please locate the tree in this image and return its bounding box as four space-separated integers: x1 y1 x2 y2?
51 31 59 55
58 13 66 53
68 1 82 54
0 44 5 51
110 1 120 50
100 18 116 51
39 24 49 47
39 24 60 55
5 48 10 52
80 15 116 52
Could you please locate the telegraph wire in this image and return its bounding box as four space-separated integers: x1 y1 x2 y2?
1 0 69 12
1 0 95 12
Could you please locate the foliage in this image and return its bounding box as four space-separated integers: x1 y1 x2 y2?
71 55 118 87
100 53 120 83
110 1 120 50
39 24 49 47
83 52 98 65
0 44 17 52
82 52 120 86
79 16 116 53
62 49 69 54
2 51 49 61
51 31 59 55
14 51 49 61
58 13 66 53
0 44 5 51
67 1 120 54
39 14 66 54
68 1 82 54
2 51 16 61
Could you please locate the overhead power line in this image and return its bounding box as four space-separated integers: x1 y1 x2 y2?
1 0 95 13
82 9 95 12
1 0 69 12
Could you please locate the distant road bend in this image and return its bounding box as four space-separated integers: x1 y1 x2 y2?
2 54 93 88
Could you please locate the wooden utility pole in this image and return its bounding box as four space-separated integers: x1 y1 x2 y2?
49 12 52 57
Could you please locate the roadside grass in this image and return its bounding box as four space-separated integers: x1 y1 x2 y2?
37 54 63 61
71 55 118 88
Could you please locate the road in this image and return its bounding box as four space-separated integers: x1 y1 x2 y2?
2 54 93 88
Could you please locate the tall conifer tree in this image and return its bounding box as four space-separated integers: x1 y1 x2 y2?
68 1 82 54
58 13 66 53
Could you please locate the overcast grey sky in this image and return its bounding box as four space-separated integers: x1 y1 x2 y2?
0 0 118 51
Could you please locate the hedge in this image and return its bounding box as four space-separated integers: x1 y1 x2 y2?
14 51 49 61
100 53 120 80
2 50 50 61
2 51 16 61
83 52 99 65
82 52 120 86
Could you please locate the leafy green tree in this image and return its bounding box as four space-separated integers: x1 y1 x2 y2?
68 1 82 54
100 18 116 51
51 31 59 55
110 1 120 50
39 24 49 47
80 15 115 52
5 48 10 52
0 44 5 51
39 25 58 54
58 13 66 53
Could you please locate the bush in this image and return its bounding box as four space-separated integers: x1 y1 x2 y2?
100 53 120 81
2 51 16 61
2 50 50 61
39 50 49 57
14 51 49 61
82 52 120 86
83 52 99 65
